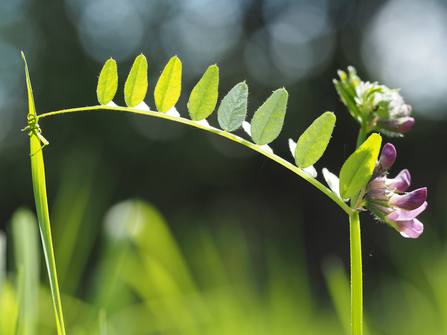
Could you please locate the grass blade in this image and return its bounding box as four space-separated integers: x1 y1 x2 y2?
97 58 118 105
154 56 182 113
22 52 66 335
12 208 40 335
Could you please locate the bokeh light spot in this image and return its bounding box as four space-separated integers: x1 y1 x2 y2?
362 0 447 119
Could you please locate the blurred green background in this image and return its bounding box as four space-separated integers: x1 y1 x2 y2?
1 0 447 333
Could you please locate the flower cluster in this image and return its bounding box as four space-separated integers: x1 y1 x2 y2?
363 143 427 238
334 67 414 137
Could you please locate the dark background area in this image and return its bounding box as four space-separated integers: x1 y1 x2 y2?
1 0 446 304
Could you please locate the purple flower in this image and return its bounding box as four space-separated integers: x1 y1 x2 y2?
385 202 427 238
363 143 427 238
387 169 410 192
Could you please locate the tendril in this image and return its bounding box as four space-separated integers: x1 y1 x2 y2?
22 114 49 155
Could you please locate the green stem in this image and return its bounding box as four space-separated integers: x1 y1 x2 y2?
350 210 362 335
38 105 354 216
356 117 368 149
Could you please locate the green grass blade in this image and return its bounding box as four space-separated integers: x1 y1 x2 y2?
99 309 107 335
339 133 381 200
22 52 66 335
322 257 351 335
251 88 288 145
97 58 118 105
188 65 219 121
12 208 40 335
154 56 182 113
124 54 148 108
295 112 336 168
0 231 5 295
217 81 248 131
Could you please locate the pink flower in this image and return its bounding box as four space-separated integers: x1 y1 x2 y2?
364 143 427 238
385 202 427 238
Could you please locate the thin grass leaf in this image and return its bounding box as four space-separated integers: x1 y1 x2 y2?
251 88 288 145
217 81 248 131
154 56 182 113
97 58 118 105
22 52 66 335
124 54 148 108
295 112 336 168
0 279 19 335
99 309 107 335
12 208 39 335
339 133 382 200
188 65 219 121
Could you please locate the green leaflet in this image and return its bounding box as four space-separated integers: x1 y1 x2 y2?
251 88 288 145
188 65 219 121
124 54 148 108
339 133 382 200
295 112 336 168
97 58 118 105
154 56 182 113
217 82 248 131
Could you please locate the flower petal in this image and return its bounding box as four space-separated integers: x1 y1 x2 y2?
398 218 424 238
388 169 411 192
396 117 414 133
379 143 396 170
388 188 427 210
386 201 427 222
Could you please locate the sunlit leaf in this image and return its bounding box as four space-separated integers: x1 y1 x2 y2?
97 58 118 105
154 56 182 113
124 54 148 108
339 133 382 200
22 52 66 335
295 112 336 168
188 65 219 121
251 88 288 145
217 81 248 131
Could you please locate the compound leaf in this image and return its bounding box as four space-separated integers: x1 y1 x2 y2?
154 56 182 113
339 133 382 200
217 82 248 131
188 65 219 121
251 88 288 145
295 112 336 168
124 54 148 108
97 58 118 105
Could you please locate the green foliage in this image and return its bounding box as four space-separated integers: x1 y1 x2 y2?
22 52 66 335
250 88 288 145
124 54 148 108
188 64 219 121
339 133 382 200
154 56 182 113
12 208 40 335
295 112 336 169
217 81 248 131
24 53 413 335
97 58 118 105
